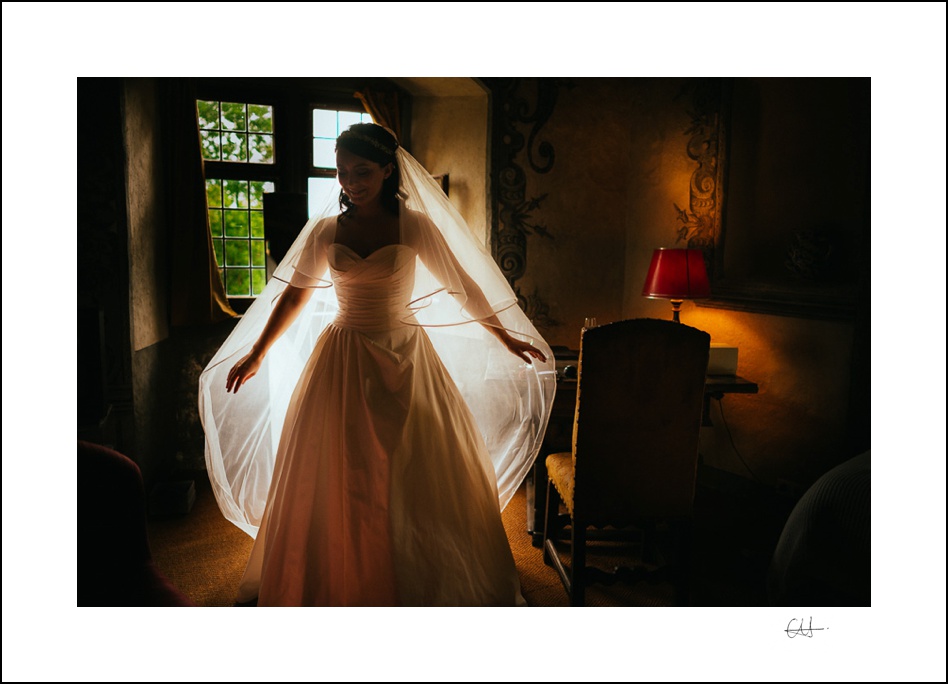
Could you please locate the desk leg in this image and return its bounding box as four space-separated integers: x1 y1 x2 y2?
703 392 723 427
527 459 547 548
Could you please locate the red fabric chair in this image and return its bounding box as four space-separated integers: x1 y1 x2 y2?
78 441 195 607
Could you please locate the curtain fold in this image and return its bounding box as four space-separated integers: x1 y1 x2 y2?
166 78 237 326
354 88 401 141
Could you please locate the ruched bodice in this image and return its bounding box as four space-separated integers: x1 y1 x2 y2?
329 243 417 333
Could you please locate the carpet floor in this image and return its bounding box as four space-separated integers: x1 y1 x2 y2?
147 468 785 607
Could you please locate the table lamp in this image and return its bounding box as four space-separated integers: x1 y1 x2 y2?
641 248 711 323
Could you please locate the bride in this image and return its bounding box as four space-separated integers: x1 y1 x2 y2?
200 123 555 606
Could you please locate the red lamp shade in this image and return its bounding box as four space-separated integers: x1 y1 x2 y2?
642 248 710 321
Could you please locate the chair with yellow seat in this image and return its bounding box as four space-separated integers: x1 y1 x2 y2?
542 318 710 606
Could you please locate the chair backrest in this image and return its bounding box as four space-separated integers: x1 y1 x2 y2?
572 318 710 525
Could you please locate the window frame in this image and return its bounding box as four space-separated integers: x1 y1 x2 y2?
194 80 375 311
308 100 375 217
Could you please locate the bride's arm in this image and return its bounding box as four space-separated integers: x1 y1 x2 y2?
227 227 330 393
409 212 546 365
478 311 547 364
226 285 315 393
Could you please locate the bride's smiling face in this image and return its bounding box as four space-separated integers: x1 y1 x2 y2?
336 147 392 206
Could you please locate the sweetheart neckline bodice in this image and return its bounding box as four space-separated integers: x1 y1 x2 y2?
329 242 414 261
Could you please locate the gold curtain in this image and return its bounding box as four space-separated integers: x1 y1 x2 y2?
354 88 401 141
166 79 237 326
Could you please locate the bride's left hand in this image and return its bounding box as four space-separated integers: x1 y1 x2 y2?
501 334 547 365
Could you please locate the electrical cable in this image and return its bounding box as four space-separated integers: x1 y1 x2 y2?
716 396 762 484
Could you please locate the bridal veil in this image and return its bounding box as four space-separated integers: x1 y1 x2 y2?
199 145 556 537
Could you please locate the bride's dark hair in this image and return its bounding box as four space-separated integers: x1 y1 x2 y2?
336 123 401 217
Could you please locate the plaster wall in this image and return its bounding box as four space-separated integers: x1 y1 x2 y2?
502 78 864 488
406 95 490 247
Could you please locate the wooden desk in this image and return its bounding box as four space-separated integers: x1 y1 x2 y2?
703 375 760 426
525 373 759 546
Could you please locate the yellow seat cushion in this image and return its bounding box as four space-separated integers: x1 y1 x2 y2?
546 451 575 515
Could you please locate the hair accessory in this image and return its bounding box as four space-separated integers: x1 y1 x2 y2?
339 129 397 157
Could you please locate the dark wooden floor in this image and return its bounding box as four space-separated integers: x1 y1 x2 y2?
689 464 797 606
530 463 796 606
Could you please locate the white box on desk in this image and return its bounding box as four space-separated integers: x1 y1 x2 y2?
708 343 738 375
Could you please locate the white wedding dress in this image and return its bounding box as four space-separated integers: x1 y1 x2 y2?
200 149 555 606
237 213 527 605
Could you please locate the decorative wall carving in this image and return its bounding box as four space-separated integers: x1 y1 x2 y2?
674 79 724 259
675 77 867 320
78 80 134 448
485 78 560 329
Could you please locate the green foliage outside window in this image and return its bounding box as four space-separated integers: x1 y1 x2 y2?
199 100 274 164
207 178 273 297
199 101 372 298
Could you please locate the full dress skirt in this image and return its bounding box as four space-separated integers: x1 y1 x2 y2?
236 243 524 606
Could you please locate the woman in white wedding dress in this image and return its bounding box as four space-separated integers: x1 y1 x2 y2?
202 123 555 606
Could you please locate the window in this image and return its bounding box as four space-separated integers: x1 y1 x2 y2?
194 85 382 305
206 178 274 296
198 100 274 164
199 99 277 299
309 108 373 216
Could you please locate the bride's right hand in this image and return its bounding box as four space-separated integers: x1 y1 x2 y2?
226 351 263 394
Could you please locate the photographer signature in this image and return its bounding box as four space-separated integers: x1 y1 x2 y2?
785 617 828 638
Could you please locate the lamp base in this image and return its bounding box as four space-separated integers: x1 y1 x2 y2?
670 299 683 323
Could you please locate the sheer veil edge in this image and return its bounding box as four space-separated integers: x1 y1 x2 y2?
199 147 556 537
